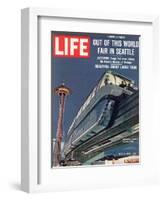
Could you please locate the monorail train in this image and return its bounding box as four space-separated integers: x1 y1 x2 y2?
63 71 138 163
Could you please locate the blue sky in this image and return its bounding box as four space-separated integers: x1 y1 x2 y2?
51 31 139 140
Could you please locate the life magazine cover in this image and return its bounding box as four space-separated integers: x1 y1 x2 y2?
51 31 139 167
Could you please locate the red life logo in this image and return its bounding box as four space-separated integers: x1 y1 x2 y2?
53 35 90 58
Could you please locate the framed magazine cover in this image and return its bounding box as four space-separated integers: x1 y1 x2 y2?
21 7 159 193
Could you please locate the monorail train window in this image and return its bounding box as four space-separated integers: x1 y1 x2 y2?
99 73 116 88
108 73 116 85
114 74 131 87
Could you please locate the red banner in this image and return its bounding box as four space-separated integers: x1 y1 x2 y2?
52 35 90 58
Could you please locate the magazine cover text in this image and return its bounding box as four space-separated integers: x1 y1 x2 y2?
51 31 139 167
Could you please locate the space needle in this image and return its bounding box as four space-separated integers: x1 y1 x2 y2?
52 83 71 167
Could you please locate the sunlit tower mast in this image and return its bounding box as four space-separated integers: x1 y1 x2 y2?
52 83 71 167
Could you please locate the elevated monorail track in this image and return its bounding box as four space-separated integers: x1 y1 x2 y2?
62 71 139 165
